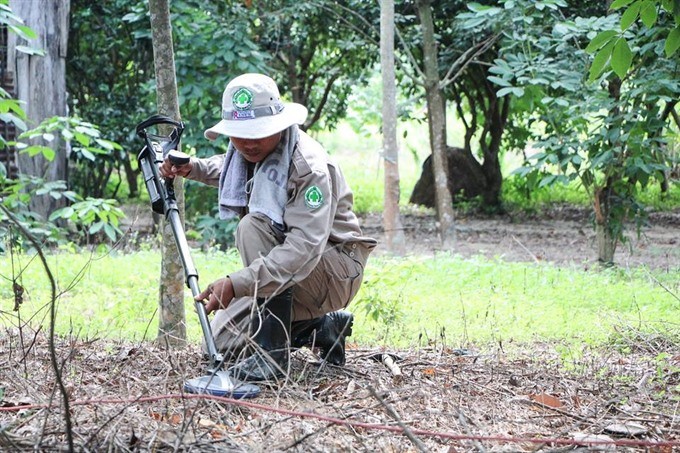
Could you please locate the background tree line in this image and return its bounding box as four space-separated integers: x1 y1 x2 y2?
2 0 679 264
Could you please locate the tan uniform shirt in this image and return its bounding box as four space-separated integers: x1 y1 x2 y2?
187 131 377 299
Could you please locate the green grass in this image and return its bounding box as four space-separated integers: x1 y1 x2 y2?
2 249 677 350
356 254 679 348
501 175 680 212
0 248 240 342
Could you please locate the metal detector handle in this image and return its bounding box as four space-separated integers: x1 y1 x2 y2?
135 114 224 373
136 116 184 214
135 114 183 136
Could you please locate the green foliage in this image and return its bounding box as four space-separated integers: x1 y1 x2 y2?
49 198 125 243
192 209 238 251
351 179 384 214
168 0 270 153
501 175 590 210
343 75 384 138
239 1 379 132
68 0 158 198
587 0 680 80
0 176 67 252
354 278 404 326
0 112 79 249
0 90 28 139
463 0 678 260
2 115 126 250
2 116 128 247
18 116 122 163
1 170 126 252
0 0 44 56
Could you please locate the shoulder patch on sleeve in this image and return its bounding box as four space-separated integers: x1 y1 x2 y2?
303 185 324 209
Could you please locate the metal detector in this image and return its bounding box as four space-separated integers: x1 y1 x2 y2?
135 114 260 398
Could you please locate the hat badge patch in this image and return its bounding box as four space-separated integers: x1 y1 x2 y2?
232 88 253 110
304 186 324 210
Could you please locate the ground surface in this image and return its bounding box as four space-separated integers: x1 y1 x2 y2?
2 206 679 451
0 329 678 452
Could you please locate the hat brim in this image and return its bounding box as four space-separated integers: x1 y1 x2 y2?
204 103 308 140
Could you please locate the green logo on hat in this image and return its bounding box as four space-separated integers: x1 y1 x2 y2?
232 88 253 110
304 186 324 209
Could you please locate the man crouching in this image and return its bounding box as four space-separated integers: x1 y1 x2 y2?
160 73 376 382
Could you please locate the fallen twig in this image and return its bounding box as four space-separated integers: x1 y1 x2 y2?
368 386 428 453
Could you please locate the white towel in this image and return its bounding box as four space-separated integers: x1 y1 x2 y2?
218 125 298 226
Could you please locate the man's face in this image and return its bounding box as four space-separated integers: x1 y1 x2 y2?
230 132 282 163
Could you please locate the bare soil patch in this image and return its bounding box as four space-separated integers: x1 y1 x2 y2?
1 328 678 452
362 206 680 270
120 202 680 270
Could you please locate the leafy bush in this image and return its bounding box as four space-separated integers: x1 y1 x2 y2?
1 116 126 252
49 197 125 243
19 116 124 198
192 208 238 251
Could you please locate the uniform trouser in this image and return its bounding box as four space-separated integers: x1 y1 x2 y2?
208 213 369 358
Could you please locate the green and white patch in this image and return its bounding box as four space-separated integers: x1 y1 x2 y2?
304 186 324 210
232 88 253 110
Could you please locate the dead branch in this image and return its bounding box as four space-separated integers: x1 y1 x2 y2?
0 204 74 451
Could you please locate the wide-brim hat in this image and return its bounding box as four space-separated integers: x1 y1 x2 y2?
204 73 308 140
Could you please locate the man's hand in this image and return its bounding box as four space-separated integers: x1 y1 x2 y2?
159 153 193 178
196 277 235 315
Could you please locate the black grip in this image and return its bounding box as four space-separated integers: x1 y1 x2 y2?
168 150 191 166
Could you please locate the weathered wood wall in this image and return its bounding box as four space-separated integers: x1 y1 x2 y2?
7 0 70 219
0 25 18 179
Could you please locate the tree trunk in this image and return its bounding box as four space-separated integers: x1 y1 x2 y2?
121 153 139 198
595 223 616 265
593 77 623 264
479 79 508 208
8 0 69 220
380 0 405 255
415 0 455 245
149 0 186 347
594 183 617 265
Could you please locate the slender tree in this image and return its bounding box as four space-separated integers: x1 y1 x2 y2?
380 0 405 254
148 0 187 346
415 0 455 244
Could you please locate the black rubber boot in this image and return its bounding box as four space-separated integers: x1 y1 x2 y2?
229 289 293 382
292 311 353 366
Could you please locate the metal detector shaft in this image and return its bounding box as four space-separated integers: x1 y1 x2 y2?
165 202 223 373
136 116 224 373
